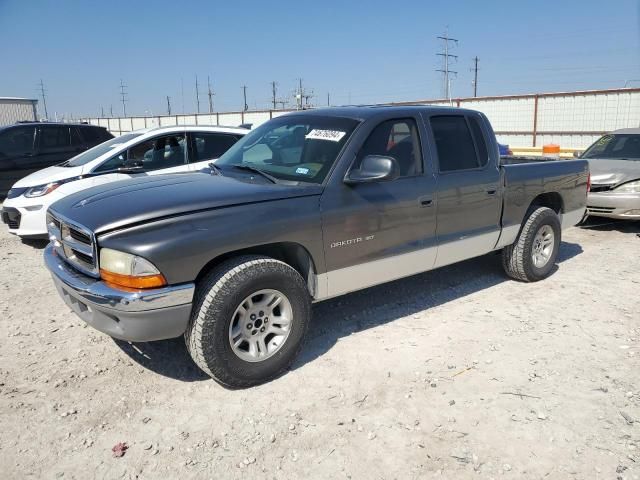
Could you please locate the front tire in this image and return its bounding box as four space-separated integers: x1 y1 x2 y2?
185 255 311 388
502 207 561 282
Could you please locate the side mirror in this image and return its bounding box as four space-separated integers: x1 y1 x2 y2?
573 151 582 158
345 155 400 184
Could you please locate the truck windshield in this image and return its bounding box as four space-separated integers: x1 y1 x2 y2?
63 133 142 167
581 134 640 160
215 115 360 183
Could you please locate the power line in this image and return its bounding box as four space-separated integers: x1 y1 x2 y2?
436 29 458 101
207 76 215 113
472 56 479 97
119 79 128 117
38 79 48 119
241 85 248 111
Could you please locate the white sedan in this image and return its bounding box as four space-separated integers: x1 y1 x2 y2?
2 125 247 238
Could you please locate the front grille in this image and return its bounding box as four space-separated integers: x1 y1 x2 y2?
587 206 615 214
1 207 21 229
46 211 98 277
590 184 614 193
68 228 91 245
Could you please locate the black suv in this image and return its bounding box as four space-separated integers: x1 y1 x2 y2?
0 122 113 197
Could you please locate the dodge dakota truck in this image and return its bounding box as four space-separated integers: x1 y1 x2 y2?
44 106 589 387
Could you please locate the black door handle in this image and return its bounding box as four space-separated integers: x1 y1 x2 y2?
419 196 433 207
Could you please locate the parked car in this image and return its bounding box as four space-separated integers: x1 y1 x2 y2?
1 125 247 237
44 106 588 387
0 122 112 197
579 128 640 220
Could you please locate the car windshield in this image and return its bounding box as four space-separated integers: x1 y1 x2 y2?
64 133 142 167
581 134 640 160
215 115 360 184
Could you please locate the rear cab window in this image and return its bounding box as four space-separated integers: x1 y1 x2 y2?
430 115 486 172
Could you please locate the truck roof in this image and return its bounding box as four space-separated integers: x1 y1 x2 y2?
286 105 476 121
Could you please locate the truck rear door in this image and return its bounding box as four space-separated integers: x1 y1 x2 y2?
423 113 502 268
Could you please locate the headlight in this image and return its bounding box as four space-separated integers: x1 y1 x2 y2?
25 182 62 198
614 180 640 194
99 248 166 289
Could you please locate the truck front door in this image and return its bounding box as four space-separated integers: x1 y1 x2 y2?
319 115 438 299
424 113 502 268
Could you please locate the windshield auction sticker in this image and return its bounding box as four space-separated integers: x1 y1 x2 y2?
305 129 346 142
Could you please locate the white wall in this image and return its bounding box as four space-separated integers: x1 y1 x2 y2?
84 89 640 148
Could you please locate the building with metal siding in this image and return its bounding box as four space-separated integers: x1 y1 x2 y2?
0 97 38 126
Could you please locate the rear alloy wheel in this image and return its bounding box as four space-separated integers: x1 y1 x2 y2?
502 206 561 282
185 256 311 388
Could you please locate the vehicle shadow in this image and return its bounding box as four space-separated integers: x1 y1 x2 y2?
294 241 583 371
21 238 49 250
112 241 582 382
113 337 210 382
579 217 640 234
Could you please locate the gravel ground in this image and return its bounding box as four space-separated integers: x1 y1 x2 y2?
1 218 639 480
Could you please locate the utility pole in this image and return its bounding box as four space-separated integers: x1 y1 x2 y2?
271 81 278 109
207 76 214 113
436 29 458 101
166 96 172 115
101 106 104 117
119 79 128 117
242 85 248 111
38 79 48 120
327 92 330 107
195 75 200 113
110 105 114 117
472 56 479 97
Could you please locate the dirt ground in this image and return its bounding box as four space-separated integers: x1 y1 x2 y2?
1 218 639 480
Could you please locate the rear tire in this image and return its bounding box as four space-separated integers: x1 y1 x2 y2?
502 207 561 282
185 255 311 388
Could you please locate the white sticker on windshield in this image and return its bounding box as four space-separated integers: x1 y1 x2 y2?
296 167 310 175
305 129 346 142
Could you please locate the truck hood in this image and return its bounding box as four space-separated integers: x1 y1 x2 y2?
49 172 323 234
587 158 640 186
13 164 84 188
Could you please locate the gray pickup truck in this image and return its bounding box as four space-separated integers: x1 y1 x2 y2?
44 106 589 387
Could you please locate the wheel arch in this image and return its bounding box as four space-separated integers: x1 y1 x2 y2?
528 192 564 215
195 242 319 297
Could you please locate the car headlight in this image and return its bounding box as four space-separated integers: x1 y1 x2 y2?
99 248 166 289
24 182 62 198
614 180 640 194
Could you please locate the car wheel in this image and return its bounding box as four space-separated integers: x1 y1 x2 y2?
185 255 311 388
502 206 561 282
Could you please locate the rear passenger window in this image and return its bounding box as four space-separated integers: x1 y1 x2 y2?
468 117 489 167
353 118 423 177
430 116 480 172
40 126 71 149
191 133 239 162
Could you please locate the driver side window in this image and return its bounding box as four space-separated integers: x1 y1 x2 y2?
352 119 423 178
94 150 127 172
129 134 187 171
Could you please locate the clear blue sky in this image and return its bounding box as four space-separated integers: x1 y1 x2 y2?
1 0 639 118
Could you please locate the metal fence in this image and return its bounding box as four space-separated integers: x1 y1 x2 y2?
83 87 640 149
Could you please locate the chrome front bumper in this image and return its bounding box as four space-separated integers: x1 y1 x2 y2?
44 245 195 341
587 192 640 220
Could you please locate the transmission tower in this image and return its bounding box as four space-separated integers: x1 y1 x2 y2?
436 29 458 101
119 79 128 117
195 75 201 113
471 56 479 97
38 79 48 120
166 96 172 115
207 76 215 113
